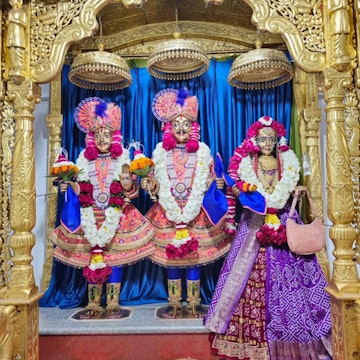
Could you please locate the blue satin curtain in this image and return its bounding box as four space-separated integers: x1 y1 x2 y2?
40 58 293 308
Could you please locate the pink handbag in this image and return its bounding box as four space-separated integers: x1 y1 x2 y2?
286 187 325 255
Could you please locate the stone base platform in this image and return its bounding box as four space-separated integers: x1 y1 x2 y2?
39 304 219 360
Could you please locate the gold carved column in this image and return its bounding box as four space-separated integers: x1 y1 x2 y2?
42 75 62 291
302 70 330 280
293 68 331 281
323 68 360 360
302 105 331 281
0 80 42 359
351 0 360 350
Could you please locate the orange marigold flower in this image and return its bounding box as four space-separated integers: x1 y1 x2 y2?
129 157 154 178
49 156 82 181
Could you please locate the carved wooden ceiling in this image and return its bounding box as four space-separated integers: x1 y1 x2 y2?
67 0 286 59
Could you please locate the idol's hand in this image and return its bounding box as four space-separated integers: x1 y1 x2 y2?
232 185 240 197
141 177 150 191
59 181 69 193
120 174 133 191
122 164 130 174
215 177 224 189
141 177 159 200
120 164 134 191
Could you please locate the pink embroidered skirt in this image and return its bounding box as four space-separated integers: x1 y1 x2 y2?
51 203 155 268
145 202 232 267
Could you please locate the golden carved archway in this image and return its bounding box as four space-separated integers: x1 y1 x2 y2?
0 1 359 359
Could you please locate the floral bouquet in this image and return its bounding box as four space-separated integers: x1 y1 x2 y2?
129 142 154 178
50 148 82 182
128 141 156 201
50 148 82 233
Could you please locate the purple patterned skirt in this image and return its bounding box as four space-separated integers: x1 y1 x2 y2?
203 209 333 360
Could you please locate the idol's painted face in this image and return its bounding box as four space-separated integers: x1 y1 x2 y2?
256 127 277 156
94 127 113 153
171 116 192 144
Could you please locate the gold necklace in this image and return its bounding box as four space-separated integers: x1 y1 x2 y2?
258 156 278 194
258 155 277 171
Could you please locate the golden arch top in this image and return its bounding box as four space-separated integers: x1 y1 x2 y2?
27 0 335 85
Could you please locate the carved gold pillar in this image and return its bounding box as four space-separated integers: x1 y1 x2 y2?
42 75 63 291
293 68 331 280
353 0 360 271
323 68 360 360
0 98 15 290
0 6 3 99
0 80 42 359
344 71 360 264
302 106 331 280
0 305 17 360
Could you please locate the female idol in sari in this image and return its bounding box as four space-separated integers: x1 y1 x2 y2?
204 116 333 359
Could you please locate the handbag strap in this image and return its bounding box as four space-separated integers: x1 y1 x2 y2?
289 186 320 218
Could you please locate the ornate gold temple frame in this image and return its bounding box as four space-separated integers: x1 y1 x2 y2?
0 0 359 359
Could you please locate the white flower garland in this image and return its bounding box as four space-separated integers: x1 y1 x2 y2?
153 142 212 224
75 149 129 248
238 149 300 209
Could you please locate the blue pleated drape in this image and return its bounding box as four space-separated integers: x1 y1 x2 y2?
40 58 293 308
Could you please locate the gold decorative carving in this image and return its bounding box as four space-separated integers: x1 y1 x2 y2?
1 297 42 360
348 69 360 266
323 68 360 358
42 75 62 291
302 107 331 280
30 0 85 68
327 288 360 359
110 39 250 59
0 305 17 360
1 80 40 299
5 0 28 85
248 0 325 72
30 0 286 83
325 0 356 72
293 68 330 280
0 7 4 100
0 98 15 290
75 21 282 54
120 0 148 7
324 69 358 289
31 0 110 83
0 80 42 360
355 300 360 333
0 0 358 357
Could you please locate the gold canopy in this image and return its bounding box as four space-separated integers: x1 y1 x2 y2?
228 46 294 90
68 44 132 91
147 31 209 80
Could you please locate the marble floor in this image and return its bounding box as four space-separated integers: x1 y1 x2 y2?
39 303 210 336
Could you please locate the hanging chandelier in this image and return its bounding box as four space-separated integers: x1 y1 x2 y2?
147 5 209 80
68 18 132 91
228 40 293 90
